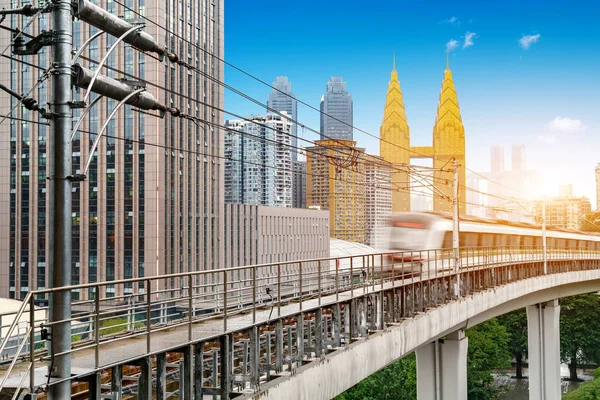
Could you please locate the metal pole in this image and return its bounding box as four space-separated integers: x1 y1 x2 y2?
48 0 73 396
542 198 547 274
452 159 460 297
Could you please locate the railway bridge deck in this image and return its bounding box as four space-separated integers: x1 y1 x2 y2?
1 247 599 399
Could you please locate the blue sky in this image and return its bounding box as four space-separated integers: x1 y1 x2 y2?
224 0 600 205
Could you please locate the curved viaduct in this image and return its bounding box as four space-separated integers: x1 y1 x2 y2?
3 251 600 400
248 262 600 400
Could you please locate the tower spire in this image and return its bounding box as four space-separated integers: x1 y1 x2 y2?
446 50 449 70
380 52 410 212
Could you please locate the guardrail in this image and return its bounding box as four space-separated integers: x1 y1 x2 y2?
1 246 599 396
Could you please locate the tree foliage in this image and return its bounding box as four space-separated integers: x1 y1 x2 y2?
336 319 512 400
465 319 512 400
334 354 417 400
562 368 600 399
496 309 528 378
560 294 600 380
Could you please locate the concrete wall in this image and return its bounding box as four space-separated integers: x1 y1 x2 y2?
224 204 329 269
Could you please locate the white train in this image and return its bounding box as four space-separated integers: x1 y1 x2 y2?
386 212 600 268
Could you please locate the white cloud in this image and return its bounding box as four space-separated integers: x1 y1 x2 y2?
519 33 541 50
547 116 587 134
446 39 459 52
463 31 477 48
441 16 461 25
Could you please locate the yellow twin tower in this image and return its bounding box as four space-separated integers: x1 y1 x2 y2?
380 55 466 215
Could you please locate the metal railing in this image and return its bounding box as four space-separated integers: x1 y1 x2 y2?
1 245 599 395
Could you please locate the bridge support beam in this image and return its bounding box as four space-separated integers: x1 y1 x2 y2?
415 330 468 400
527 299 561 400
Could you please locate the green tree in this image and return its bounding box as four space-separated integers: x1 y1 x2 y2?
465 319 512 400
336 319 512 400
497 309 528 379
562 368 600 399
560 294 600 381
335 354 417 400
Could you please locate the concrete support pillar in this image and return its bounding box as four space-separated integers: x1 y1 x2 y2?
527 299 561 400
415 330 468 400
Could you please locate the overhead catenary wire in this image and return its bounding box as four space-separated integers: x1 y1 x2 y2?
129 49 450 180
466 166 527 196
13 115 439 199
0 66 51 126
72 53 450 188
111 0 464 163
3 3 455 203
0 2 47 57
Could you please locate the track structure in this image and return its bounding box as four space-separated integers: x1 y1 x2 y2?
1 246 600 399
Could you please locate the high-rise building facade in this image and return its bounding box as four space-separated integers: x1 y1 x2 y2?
559 184 574 199
491 146 505 172
320 77 353 141
267 77 298 160
512 144 526 172
596 163 600 211
292 160 307 209
469 145 541 222
365 156 392 249
0 0 224 299
306 140 366 243
533 195 592 230
224 114 293 207
379 56 466 215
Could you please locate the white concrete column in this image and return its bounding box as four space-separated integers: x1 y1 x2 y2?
415 330 468 400
416 341 439 400
527 299 561 400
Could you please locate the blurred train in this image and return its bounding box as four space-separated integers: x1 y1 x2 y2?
387 212 600 264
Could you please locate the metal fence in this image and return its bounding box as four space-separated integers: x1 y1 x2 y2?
1 246 599 397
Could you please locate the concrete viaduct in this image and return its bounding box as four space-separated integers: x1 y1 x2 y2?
1 249 599 400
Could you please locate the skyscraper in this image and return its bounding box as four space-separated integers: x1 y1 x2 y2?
320 77 353 141
559 184 574 198
365 156 392 249
380 56 410 212
379 55 466 215
512 144 526 172
491 146 505 172
292 160 307 209
224 114 293 208
596 163 600 211
0 0 224 299
431 61 466 215
306 140 366 243
267 77 298 160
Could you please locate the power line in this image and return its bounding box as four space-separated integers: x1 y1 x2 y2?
111 0 460 162
0 66 51 126
466 167 526 196
72 53 449 186
0 3 45 57
15 115 434 199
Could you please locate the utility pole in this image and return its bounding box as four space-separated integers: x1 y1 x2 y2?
452 158 460 296
452 159 460 268
3 0 176 395
542 198 547 274
48 0 73 396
